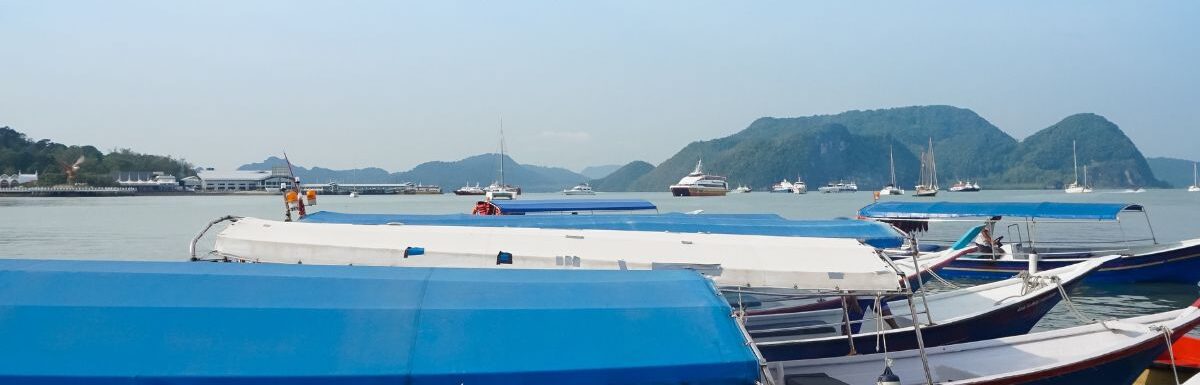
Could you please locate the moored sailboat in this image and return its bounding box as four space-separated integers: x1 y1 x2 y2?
914 138 939 197
1065 140 1093 193
1190 162 1200 192
880 145 904 195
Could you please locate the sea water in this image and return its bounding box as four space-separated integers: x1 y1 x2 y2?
2 189 1198 332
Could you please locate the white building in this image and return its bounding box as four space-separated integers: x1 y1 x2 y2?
0 171 38 188
196 167 294 192
115 172 182 192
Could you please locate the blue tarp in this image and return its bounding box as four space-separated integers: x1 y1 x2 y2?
302 211 905 248
0 259 758 385
858 201 1144 221
489 199 657 214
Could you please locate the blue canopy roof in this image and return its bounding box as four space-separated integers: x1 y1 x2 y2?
303 211 905 248
488 199 657 214
858 201 1144 221
0 259 758 385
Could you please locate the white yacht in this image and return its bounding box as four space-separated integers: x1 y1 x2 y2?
817 181 855 193
1190 163 1200 192
949 180 981 192
769 179 795 193
914 138 939 197
879 146 904 195
733 184 752 193
1064 141 1092 194
562 183 596 195
669 160 728 197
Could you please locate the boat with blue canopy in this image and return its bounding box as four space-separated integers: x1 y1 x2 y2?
0 259 761 385
472 198 658 215
301 211 906 249
858 201 1200 283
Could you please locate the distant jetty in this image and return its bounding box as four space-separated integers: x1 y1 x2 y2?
0 186 136 197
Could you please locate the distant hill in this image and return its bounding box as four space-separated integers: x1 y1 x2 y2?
590 161 655 191
603 106 1164 191
996 113 1165 189
238 154 588 192
579 164 623 179
1147 157 1197 189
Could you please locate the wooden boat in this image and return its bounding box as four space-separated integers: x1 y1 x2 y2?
768 299 1200 385
860 201 1200 283
1137 335 1200 385
746 256 1111 360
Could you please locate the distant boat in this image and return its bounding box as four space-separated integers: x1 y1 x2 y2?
1190 163 1200 192
348 191 359 198
914 138 939 197
562 183 596 195
769 179 794 193
817 181 856 193
879 146 904 195
1064 140 1092 194
733 184 751 193
949 180 981 192
792 179 807 194
453 183 486 196
487 120 519 200
669 159 728 197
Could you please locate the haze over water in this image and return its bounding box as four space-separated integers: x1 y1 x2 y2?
3 189 1198 333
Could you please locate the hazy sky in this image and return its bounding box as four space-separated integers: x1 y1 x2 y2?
2 1 1197 172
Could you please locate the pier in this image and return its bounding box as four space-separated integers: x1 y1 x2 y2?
0 186 137 197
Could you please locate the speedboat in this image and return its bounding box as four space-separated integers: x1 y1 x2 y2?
860 201 1200 283
769 179 794 193
669 160 728 197
561 183 595 195
733 184 751 193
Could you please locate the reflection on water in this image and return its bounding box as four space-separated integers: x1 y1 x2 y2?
2 189 1199 330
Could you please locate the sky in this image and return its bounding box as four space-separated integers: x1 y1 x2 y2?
1 1 1198 172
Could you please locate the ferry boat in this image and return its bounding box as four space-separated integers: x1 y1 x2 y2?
769 179 794 193
669 160 728 196
949 180 981 192
792 180 807 194
562 183 596 195
817 181 856 193
453 183 486 196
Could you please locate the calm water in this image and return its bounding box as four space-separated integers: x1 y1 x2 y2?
2 189 1198 332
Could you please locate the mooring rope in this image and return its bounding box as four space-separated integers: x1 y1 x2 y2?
1154 324 1182 385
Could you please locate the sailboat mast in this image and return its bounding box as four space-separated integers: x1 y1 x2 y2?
1194 162 1197 186
1072 140 1079 185
929 138 938 189
499 117 505 185
889 146 897 185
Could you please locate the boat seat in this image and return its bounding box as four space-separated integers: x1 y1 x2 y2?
785 373 851 385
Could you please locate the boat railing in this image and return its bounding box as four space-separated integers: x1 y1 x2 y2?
188 215 242 260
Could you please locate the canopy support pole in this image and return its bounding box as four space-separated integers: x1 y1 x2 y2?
1144 209 1159 245
905 292 934 385
910 252 934 325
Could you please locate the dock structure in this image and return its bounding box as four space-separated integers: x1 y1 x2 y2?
0 186 136 197
302 182 442 195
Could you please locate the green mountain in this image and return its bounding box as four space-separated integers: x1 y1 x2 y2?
590 161 655 191
0 126 193 186
996 114 1165 189
239 154 589 193
609 106 1164 191
1147 157 1197 189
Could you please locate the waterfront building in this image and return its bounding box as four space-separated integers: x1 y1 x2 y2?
196 167 294 192
0 171 38 187
115 172 183 192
